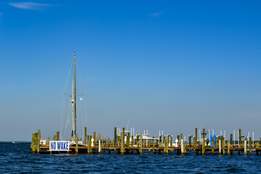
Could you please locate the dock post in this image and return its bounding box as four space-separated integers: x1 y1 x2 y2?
36 129 41 153
57 131 60 140
194 128 198 152
164 136 169 154
218 137 222 155
155 138 159 154
202 128 206 155
88 135 92 153
229 133 233 155
211 136 215 155
114 127 118 147
239 129 242 145
222 137 225 154
84 127 87 145
244 139 247 155
138 134 143 154
188 136 192 148
171 135 174 149
249 137 252 150
120 128 125 154
31 133 36 153
168 135 172 148
93 132 97 147
127 132 130 148
227 142 231 155
53 131 60 141
98 140 101 153
163 136 166 153
31 130 41 153
181 138 185 154
230 133 233 146
131 135 134 148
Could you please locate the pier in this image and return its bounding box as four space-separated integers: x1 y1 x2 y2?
31 127 261 156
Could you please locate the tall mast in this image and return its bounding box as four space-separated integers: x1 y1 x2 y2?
71 52 77 140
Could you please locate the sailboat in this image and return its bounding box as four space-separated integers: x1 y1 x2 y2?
49 55 80 152
31 53 88 153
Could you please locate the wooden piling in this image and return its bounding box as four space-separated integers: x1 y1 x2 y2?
36 130 41 153
244 139 247 155
53 131 60 141
188 136 192 147
222 137 225 155
202 128 206 155
88 135 92 153
127 132 130 148
31 130 41 153
131 135 134 148
227 142 231 155
230 133 233 145
168 135 172 148
194 128 198 151
93 132 97 147
120 128 125 154
114 127 118 147
163 136 169 154
98 140 101 153
218 137 222 155
84 127 87 145
239 129 242 145
137 134 142 154
181 138 185 154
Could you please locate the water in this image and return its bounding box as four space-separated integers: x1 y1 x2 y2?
0 142 260 173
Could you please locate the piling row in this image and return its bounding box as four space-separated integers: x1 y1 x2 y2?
31 127 261 155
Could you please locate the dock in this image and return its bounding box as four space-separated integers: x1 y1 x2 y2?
31 127 261 155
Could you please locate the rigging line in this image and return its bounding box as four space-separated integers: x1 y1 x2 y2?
78 73 87 140
64 97 71 139
61 94 70 139
78 99 82 134
60 58 73 139
61 92 71 139
76 57 87 141
80 87 88 136
77 91 84 139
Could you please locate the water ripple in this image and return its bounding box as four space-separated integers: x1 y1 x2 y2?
0 143 260 173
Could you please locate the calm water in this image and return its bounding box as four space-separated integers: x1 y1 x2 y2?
0 142 260 173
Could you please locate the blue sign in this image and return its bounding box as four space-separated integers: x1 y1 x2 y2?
49 141 70 152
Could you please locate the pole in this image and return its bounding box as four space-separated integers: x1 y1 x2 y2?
71 54 77 140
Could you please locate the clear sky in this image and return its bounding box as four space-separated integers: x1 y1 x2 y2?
0 0 261 141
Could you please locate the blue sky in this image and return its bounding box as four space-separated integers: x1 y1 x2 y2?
0 0 261 141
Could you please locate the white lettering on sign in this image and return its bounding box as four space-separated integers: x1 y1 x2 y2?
49 141 70 152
